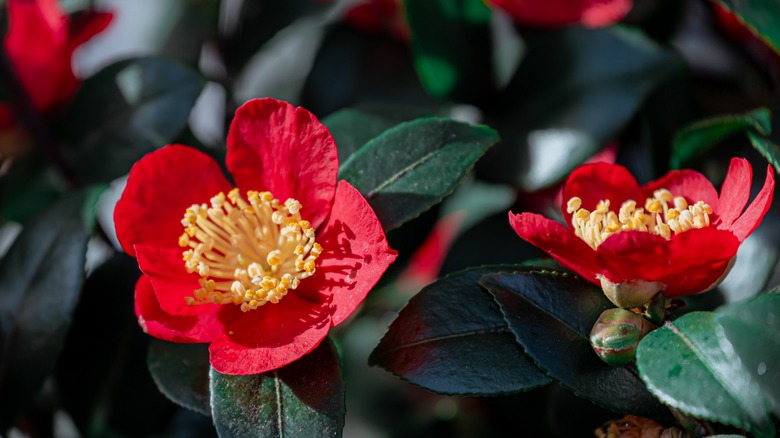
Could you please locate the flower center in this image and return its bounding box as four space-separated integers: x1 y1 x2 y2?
566 188 713 250
178 188 322 312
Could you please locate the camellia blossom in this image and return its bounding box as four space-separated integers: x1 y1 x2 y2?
509 158 774 300
115 98 397 375
488 0 632 28
0 0 112 128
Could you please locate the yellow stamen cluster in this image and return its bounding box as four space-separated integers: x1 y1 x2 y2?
567 188 713 250
179 188 322 312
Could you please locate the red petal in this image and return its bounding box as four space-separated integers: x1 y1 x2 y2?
67 10 112 51
135 244 213 317
5 0 71 111
208 293 332 375
717 158 752 228
225 98 338 230
509 212 601 283
730 165 775 242
114 145 232 256
135 275 223 343
642 169 719 213
659 228 739 297
489 0 631 28
561 163 642 219
595 231 670 283
300 180 397 326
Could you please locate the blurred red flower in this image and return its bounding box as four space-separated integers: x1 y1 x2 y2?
344 0 410 40
488 0 632 28
509 158 774 298
115 98 396 375
0 0 112 127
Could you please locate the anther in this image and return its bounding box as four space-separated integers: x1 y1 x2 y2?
180 189 322 312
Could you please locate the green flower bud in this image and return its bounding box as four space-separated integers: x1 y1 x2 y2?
598 275 665 309
590 308 655 366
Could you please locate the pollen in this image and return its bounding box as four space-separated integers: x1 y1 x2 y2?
566 190 713 250
180 188 322 312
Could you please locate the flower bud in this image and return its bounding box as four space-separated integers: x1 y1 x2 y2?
590 308 655 366
598 275 665 309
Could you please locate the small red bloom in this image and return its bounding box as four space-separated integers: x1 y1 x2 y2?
115 98 397 375
0 0 112 127
488 0 632 28
509 158 774 298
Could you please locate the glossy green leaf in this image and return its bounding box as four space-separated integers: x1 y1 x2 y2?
322 105 436 163
210 338 344 438
747 131 780 173
480 26 682 190
404 0 494 102
636 312 774 437
712 0 780 55
148 341 211 417
670 108 771 168
57 254 174 437
60 56 205 184
220 0 329 73
370 266 551 395
0 193 92 431
339 118 498 231
482 271 667 418
717 291 780 417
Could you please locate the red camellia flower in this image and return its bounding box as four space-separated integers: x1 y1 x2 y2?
0 0 112 128
115 98 397 375
488 0 632 28
509 158 774 304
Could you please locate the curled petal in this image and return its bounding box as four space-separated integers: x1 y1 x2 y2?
730 165 775 242
135 275 223 343
226 98 338 230
717 158 753 228
114 145 232 256
209 293 332 375
509 212 600 282
136 244 217 317
562 163 642 216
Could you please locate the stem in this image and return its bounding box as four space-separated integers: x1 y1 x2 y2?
0 47 79 189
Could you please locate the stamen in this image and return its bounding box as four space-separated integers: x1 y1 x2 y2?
180 190 322 312
567 189 713 250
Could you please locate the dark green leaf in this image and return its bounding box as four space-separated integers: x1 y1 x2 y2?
0 193 92 431
322 105 437 163
60 56 205 184
717 291 780 418
57 254 175 436
480 26 683 190
148 341 211 417
482 271 668 418
220 0 329 73
210 338 344 438
670 108 771 169
636 312 774 437
0 153 64 224
339 118 498 231
712 0 780 55
747 131 780 173
370 266 551 395
404 0 494 102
